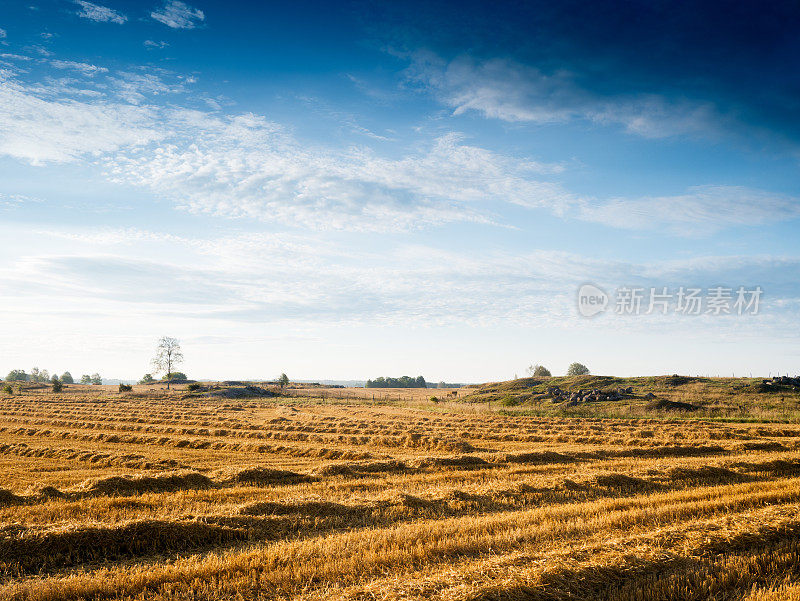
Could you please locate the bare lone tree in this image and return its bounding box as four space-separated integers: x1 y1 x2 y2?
152 337 184 390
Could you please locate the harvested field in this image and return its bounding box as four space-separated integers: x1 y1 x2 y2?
2 384 800 599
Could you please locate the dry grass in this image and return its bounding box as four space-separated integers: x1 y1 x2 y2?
467 374 800 420
1 383 800 599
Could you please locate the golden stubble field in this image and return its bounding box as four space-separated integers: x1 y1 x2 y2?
2 384 800 600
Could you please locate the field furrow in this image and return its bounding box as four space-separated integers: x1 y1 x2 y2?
2 387 800 600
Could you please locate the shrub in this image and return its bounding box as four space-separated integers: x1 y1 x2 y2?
162 372 188 382
51 379 63 393
118 383 133 392
429 396 439 403
138 373 155 384
566 362 590 376
528 364 552 377
501 395 521 407
665 374 690 386
187 383 202 391
2 385 12 395
6 370 29 382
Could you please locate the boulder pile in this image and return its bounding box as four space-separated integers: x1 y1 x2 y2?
762 376 800 389
546 385 633 407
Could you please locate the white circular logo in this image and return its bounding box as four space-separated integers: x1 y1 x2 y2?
577 283 608 317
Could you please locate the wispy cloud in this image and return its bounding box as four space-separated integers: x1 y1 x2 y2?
50 59 108 77
1 62 548 229
0 70 162 163
0 192 42 208
580 186 800 235
1 57 797 236
106 120 566 231
73 1 127 25
0 29 7 39
151 1 205 29
144 40 169 49
407 52 728 140
7 227 799 335
109 70 188 104
23 44 52 57
1 219 797 380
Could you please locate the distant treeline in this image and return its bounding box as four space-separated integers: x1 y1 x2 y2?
6 369 79 384
366 376 427 388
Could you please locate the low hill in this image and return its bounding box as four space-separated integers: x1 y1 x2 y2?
465 375 800 420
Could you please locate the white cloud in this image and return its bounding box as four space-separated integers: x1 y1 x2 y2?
35 226 187 246
1 56 796 235
0 71 162 163
2 223 798 379
0 29 7 39
144 40 169 49
106 116 572 230
73 1 127 25
50 59 108 77
407 52 726 139
26 44 51 57
151 1 205 29
0 65 570 228
6 226 799 335
0 192 41 207
580 186 800 235
110 70 187 104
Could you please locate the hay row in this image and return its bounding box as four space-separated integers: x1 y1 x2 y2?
5 462 800 579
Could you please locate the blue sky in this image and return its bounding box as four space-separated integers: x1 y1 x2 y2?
0 0 798 381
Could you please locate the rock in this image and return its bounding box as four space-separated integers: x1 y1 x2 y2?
762 376 800 390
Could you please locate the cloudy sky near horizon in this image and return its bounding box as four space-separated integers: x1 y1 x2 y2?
1 0 799 382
